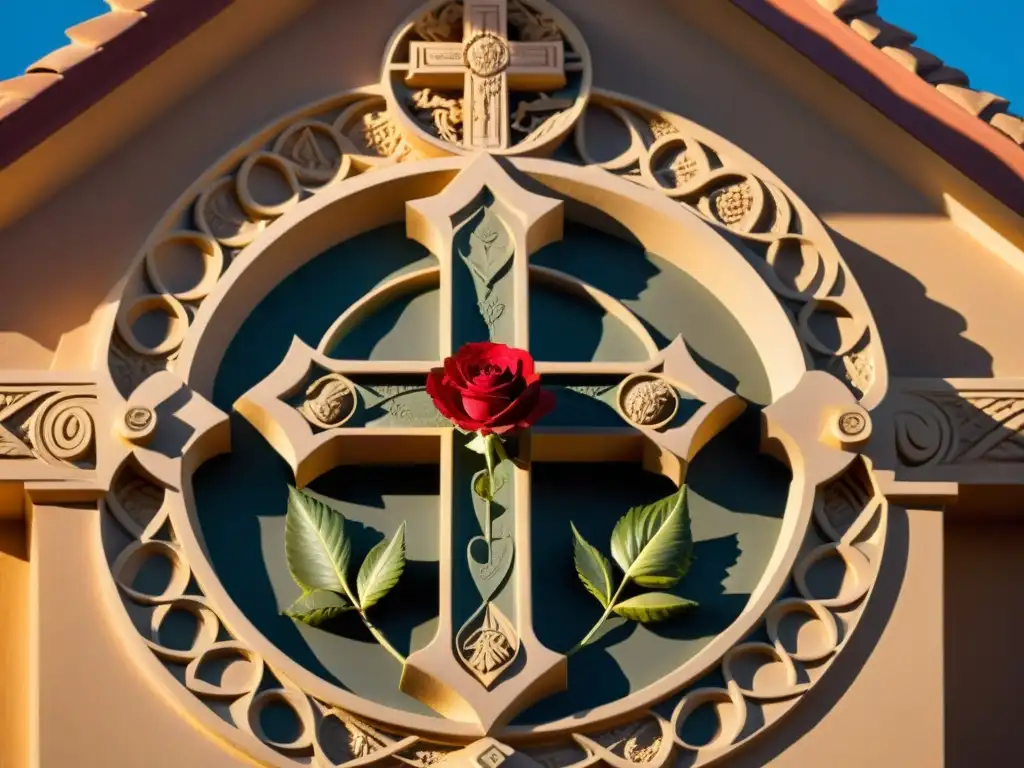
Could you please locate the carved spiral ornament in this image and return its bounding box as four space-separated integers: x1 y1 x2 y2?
31 392 95 464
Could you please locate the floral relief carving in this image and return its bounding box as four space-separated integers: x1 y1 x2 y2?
410 88 465 144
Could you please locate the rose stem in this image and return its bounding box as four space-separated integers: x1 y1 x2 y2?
567 578 631 656
359 612 407 666
338 581 407 665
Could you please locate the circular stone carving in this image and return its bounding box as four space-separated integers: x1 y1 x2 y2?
31 392 96 464
838 411 866 436
618 373 679 429
299 373 356 429
463 33 510 78
381 0 593 157
120 405 157 445
96 107 890 765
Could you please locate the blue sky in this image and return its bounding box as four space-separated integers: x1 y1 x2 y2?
0 0 1021 106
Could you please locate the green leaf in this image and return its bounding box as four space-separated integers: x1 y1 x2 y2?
465 434 489 454
284 486 352 595
472 472 494 501
571 523 614 608
356 522 407 610
613 592 698 623
283 590 354 627
610 486 693 588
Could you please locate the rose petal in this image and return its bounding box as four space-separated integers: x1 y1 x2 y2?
479 381 548 433
461 391 510 422
427 367 474 429
443 355 469 389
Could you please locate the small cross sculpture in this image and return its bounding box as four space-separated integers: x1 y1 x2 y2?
405 0 568 149
234 156 745 731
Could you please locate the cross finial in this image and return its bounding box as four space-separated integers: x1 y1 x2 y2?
405 0 567 149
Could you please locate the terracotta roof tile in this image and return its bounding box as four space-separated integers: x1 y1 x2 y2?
106 0 159 10
0 95 30 121
848 14 915 48
990 114 1024 146
0 73 63 109
66 9 145 47
0 2 148 120
814 0 1023 147
26 44 99 75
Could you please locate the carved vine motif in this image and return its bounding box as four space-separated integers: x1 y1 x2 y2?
512 459 885 767
0 386 97 467
508 0 562 42
410 88 464 144
572 95 885 407
413 1 463 42
894 391 1024 467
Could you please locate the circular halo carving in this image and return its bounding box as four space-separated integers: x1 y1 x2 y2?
382 0 593 157
92 84 891 767
617 373 680 430
118 405 157 445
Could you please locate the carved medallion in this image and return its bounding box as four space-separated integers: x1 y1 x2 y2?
464 32 511 78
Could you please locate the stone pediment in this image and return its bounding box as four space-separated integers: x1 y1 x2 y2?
0 2 1023 767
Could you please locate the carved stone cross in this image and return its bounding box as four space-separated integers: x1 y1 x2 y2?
233 156 745 732
405 0 566 149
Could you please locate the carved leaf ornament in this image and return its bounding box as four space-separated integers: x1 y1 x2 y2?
571 487 697 652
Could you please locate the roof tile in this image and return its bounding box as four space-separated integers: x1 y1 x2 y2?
814 0 1021 149
990 113 1024 146
849 14 915 47
882 45 943 75
26 44 98 75
0 73 63 99
105 0 158 10
0 95 30 121
818 0 878 19
66 10 145 48
937 84 1009 119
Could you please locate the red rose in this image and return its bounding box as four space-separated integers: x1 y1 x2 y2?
427 342 555 435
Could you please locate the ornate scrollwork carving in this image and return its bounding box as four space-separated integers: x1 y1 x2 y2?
106 92 423 395
0 385 97 468
894 389 1024 467
572 93 886 408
